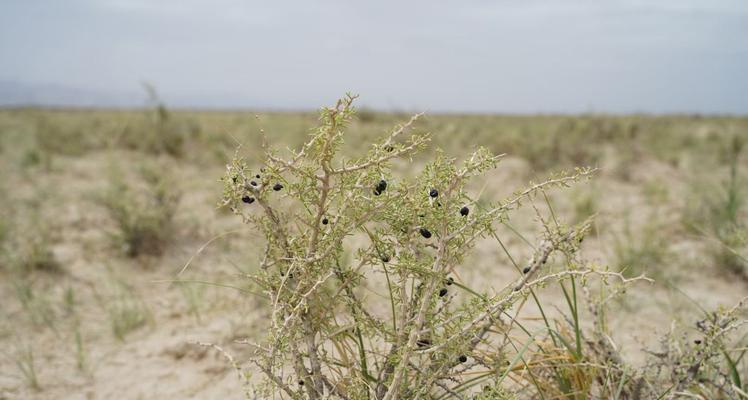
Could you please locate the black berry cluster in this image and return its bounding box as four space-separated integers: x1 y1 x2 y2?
273 183 284 191
242 195 255 204
460 206 469 216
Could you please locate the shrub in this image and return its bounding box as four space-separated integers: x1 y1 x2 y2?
213 95 747 399
3 210 60 274
683 133 746 278
118 85 200 158
98 163 180 258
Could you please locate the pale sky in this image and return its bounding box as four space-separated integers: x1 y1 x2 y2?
1 0 747 113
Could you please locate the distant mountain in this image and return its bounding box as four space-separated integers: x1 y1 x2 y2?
0 80 142 108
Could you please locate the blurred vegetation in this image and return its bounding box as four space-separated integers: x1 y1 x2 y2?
2 109 745 168
97 161 181 258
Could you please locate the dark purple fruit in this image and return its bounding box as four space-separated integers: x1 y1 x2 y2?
242 196 255 204
694 339 702 345
255 174 261 179
419 228 432 239
322 218 329 225
376 180 387 193
231 177 237 183
429 188 438 198
522 266 531 274
273 183 283 191
460 206 469 216
250 181 257 186
381 255 390 263
438 288 448 297
446 277 454 286
458 355 467 363
298 380 304 386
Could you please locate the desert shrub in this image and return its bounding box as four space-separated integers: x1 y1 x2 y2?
118 86 200 157
98 163 180 258
356 107 378 123
3 211 60 274
208 95 747 399
684 133 746 278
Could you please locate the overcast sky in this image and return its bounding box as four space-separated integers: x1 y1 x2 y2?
1 0 747 113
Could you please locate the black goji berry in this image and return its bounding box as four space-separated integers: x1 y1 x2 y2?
523 266 531 274
446 276 454 286
376 180 387 193
694 339 702 345
242 196 255 204
429 188 438 198
298 380 304 386
420 228 432 239
322 218 329 225
381 255 390 263
255 174 261 179
250 181 257 186
273 183 283 191
458 355 467 363
438 288 448 297
460 206 469 216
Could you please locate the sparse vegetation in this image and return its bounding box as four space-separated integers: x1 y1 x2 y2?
684 133 747 279
0 103 746 398
3 206 60 274
12 344 41 391
97 162 180 258
104 275 152 341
